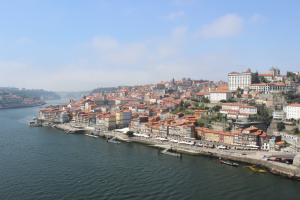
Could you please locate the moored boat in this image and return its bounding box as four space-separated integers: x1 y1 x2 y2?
85 133 99 138
107 138 121 144
219 158 239 167
247 165 267 173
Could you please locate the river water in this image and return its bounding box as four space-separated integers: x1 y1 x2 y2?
0 104 300 200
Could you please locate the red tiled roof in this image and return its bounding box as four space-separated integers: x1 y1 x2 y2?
288 104 300 107
258 73 273 77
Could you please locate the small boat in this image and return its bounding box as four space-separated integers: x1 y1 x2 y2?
85 134 99 138
28 118 41 127
161 148 182 158
219 159 239 167
247 165 267 173
28 121 37 127
107 138 120 144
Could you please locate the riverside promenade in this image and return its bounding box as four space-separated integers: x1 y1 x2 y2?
41 123 300 181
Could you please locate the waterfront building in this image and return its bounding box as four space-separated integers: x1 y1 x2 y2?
197 126 272 150
129 116 149 134
96 114 116 130
196 127 237 145
234 126 267 148
116 110 132 128
38 106 70 123
59 112 70 123
228 69 252 91
74 112 96 126
167 125 195 140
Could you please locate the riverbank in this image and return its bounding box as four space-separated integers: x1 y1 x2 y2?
128 136 300 180
0 102 46 109
39 123 300 181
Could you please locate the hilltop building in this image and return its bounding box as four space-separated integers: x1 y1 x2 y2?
228 69 252 91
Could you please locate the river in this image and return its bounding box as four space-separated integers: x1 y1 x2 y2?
0 103 300 200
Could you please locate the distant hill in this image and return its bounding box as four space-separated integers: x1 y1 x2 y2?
0 87 60 109
90 87 117 94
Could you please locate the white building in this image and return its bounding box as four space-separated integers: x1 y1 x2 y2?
284 104 300 120
220 103 257 119
250 82 294 94
272 111 285 120
249 83 270 93
209 91 232 103
228 69 252 91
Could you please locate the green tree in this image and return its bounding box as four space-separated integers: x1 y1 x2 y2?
195 118 211 128
236 87 243 98
196 119 205 127
252 72 259 83
126 131 134 137
259 76 268 83
293 128 300 135
256 105 272 124
212 105 221 112
202 97 210 103
277 122 285 131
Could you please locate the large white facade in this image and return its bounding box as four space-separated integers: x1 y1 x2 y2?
228 70 252 91
284 104 300 120
209 92 232 103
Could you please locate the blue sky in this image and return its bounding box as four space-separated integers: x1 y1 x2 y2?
0 0 299 91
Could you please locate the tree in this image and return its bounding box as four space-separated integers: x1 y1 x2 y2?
196 118 211 128
256 105 272 124
202 97 210 103
212 105 221 112
277 122 285 132
196 119 205 127
252 72 259 83
126 131 134 137
196 103 206 110
236 87 243 98
184 109 194 115
293 128 300 135
179 100 184 108
183 101 191 108
259 76 268 83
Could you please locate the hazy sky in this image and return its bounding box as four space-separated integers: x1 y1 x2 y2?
0 0 299 91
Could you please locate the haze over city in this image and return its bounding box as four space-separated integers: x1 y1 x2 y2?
0 0 299 91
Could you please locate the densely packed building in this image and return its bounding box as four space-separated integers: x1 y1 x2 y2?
38 67 300 150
